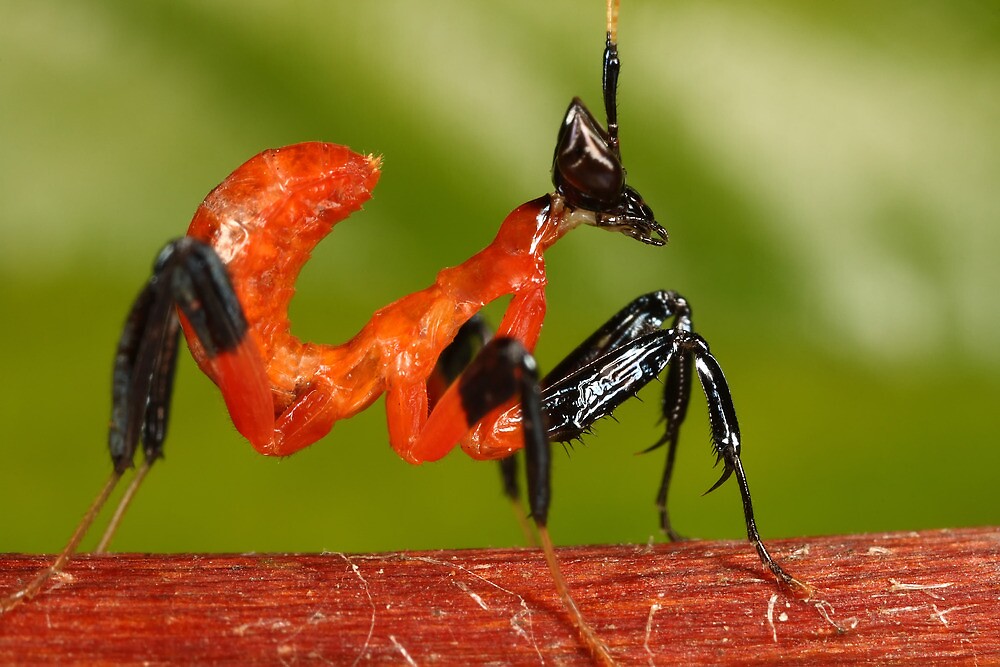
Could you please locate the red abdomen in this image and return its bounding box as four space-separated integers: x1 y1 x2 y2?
184 142 381 372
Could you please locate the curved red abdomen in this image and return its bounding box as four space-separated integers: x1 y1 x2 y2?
186 142 381 364
180 143 380 450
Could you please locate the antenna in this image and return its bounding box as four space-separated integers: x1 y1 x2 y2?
603 0 621 158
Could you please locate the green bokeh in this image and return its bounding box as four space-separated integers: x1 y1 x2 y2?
1 1 997 556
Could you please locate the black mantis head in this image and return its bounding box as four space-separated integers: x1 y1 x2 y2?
551 34 667 247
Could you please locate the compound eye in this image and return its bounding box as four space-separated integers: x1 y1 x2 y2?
552 98 625 211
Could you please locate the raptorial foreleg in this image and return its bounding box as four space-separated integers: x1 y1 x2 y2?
539 302 801 589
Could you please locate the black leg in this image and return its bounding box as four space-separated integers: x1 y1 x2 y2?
429 316 528 509
542 329 688 441
602 21 621 159
693 353 803 590
498 454 519 504
432 320 541 543
542 290 684 386
538 294 800 589
648 331 693 541
447 335 550 528
454 337 544 469
1 238 252 612
540 291 697 541
453 336 612 661
105 237 252 537
428 314 492 407
109 272 175 472
110 237 249 471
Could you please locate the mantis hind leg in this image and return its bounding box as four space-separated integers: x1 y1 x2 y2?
1 238 268 610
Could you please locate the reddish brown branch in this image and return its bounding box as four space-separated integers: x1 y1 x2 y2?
0 528 997 664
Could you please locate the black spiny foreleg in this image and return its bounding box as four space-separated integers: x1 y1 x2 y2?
692 353 803 590
541 291 698 541
645 293 694 541
540 307 801 591
542 291 678 385
651 354 693 541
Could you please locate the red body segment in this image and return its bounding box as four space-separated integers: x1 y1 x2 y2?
182 142 575 462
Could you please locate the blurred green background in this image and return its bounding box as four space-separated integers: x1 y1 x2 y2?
1 1 997 556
